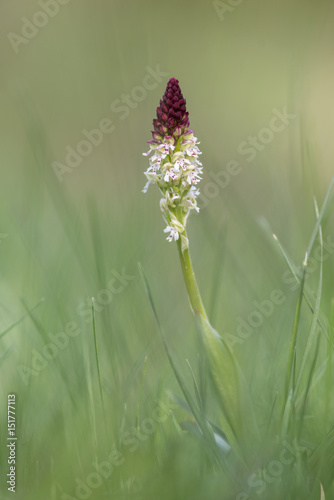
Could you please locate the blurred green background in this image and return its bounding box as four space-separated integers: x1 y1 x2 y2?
1 1 334 499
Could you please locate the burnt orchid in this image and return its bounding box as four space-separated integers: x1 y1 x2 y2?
143 78 202 251
142 79 250 452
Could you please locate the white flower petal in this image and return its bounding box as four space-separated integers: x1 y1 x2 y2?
142 180 151 193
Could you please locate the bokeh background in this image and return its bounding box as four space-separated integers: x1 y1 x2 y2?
1 1 334 499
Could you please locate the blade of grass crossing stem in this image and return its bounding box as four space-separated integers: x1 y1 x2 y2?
280 253 307 426
296 200 323 392
138 262 229 468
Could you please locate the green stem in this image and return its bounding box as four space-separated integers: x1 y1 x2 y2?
176 228 244 448
176 229 208 320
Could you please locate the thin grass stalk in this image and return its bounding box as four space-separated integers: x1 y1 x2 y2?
280 256 307 426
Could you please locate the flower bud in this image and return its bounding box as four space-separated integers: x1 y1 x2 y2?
152 78 190 139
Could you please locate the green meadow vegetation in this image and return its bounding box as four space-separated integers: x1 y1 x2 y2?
1 1 334 499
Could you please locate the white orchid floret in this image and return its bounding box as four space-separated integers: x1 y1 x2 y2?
182 200 199 213
150 154 162 167
142 180 151 194
154 142 175 159
143 133 203 217
164 225 179 242
186 147 201 158
143 171 155 183
189 186 200 197
163 214 184 242
146 164 158 177
180 188 200 212
186 172 201 185
164 169 178 183
174 157 192 171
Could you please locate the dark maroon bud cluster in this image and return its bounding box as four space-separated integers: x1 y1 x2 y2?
152 78 190 141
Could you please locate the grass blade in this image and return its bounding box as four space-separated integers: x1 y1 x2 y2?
186 358 203 412
280 251 307 425
297 333 321 440
92 297 104 409
306 176 334 258
296 199 323 393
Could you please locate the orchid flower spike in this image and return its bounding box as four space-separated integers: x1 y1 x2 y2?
142 78 203 251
